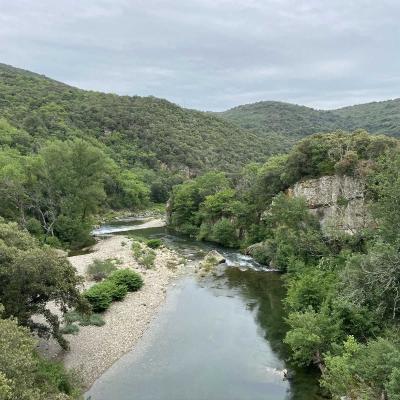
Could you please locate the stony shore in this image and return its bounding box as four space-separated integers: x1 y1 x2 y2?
61 234 184 388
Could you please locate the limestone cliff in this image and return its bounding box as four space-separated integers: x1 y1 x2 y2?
288 175 370 234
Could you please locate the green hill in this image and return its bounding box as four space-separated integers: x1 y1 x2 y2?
218 99 400 142
0 63 282 175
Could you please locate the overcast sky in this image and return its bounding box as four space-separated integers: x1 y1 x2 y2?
1 0 399 111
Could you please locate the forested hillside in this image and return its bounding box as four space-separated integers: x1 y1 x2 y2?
0 63 285 249
218 99 400 144
0 63 281 175
168 131 400 399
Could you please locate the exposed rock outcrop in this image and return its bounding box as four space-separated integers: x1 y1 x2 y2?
288 175 370 235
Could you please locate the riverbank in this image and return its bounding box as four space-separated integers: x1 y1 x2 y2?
63 234 184 388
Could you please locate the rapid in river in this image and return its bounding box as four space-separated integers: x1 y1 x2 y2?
86 217 323 400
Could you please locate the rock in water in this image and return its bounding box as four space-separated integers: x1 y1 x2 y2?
205 250 225 264
198 250 226 275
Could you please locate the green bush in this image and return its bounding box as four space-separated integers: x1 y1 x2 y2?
146 238 162 249
60 323 79 335
211 218 238 247
36 357 81 397
63 310 82 324
64 310 105 327
131 241 157 269
87 259 117 281
84 284 113 312
43 235 63 248
141 251 156 269
131 241 143 258
109 269 144 291
79 313 105 327
25 217 43 235
101 280 128 301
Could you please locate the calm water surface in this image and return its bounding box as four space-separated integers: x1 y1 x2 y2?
86 219 322 400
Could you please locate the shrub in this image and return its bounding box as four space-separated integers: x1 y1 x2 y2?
131 241 143 258
109 269 144 292
101 280 128 301
63 310 82 324
84 284 113 312
79 313 105 327
210 218 238 247
60 323 79 335
146 238 162 249
43 235 62 248
141 251 156 269
131 241 157 268
64 310 105 327
25 217 43 235
87 259 117 281
36 357 81 397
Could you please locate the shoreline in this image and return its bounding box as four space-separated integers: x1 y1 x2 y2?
58 233 185 388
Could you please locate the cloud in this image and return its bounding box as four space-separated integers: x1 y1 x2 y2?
0 0 399 110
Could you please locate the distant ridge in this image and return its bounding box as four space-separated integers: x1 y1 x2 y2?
217 98 400 141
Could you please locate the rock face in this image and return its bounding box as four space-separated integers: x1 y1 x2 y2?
288 175 370 234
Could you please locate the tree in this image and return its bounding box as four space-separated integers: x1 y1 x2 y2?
322 336 400 400
0 220 86 349
284 305 342 371
341 242 400 321
369 151 400 243
0 305 81 399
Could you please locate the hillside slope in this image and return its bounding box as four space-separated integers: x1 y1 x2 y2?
0 63 282 174
218 99 400 142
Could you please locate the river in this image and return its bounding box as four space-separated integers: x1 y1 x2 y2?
86 218 323 400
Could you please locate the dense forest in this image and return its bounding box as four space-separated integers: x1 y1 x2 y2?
218 98 400 146
0 63 283 174
168 131 400 399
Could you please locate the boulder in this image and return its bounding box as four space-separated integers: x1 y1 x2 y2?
204 250 225 264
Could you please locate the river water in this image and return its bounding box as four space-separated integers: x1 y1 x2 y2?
87 218 322 400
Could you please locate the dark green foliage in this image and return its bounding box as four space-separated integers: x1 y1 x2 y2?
84 279 129 311
87 259 118 281
109 269 144 291
101 280 128 301
209 218 238 247
84 284 113 312
146 238 162 249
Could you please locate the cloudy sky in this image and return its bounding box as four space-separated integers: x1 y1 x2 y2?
1 0 399 111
